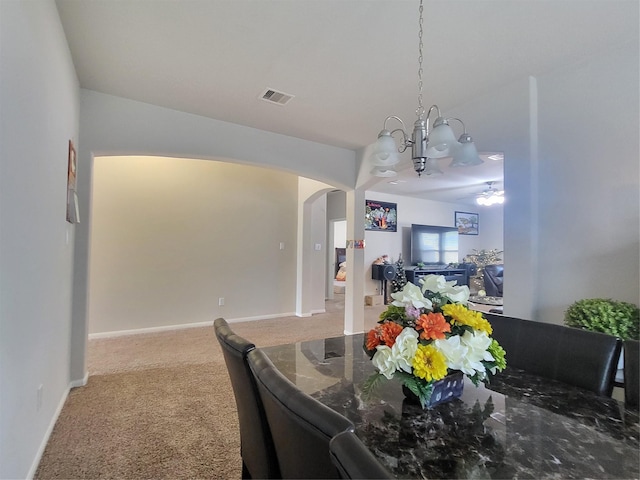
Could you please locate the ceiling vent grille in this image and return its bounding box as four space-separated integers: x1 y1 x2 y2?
260 88 294 106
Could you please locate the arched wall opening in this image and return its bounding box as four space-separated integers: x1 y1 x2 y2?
71 90 359 383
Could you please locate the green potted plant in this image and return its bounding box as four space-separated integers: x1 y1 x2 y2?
564 298 639 341
564 298 639 386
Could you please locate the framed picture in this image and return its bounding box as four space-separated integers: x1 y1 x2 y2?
455 211 478 235
66 140 80 223
365 200 397 232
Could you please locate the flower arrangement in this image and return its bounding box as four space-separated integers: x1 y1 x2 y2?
363 275 506 408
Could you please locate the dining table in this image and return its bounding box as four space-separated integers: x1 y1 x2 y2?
262 333 639 479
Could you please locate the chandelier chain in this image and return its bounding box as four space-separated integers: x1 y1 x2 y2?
416 0 425 120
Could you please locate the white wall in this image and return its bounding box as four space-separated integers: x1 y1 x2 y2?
72 90 357 381
89 156 299 334
362 192 504 296
450 42 639 321
0 1 79 478
535 41 639 321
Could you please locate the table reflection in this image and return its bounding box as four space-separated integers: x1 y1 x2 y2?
263 333 639 479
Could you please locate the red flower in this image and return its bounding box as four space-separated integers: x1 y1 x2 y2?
415 312 451 340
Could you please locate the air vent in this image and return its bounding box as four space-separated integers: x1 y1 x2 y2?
260 88 294 106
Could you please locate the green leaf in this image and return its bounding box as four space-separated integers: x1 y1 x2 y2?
360 373 386 401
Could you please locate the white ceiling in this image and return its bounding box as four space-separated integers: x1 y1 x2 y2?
55 0 638 205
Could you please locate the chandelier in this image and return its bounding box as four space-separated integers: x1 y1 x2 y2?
370 0 483 177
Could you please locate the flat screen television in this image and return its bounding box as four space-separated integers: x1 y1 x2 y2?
410 224 459 266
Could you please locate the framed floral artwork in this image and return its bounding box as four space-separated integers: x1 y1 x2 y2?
455 211 478 235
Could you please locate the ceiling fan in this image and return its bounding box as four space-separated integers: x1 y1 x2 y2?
475 181 505 206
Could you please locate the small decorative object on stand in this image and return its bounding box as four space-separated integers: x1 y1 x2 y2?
362 275 506 409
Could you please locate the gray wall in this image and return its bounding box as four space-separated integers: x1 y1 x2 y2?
0 1 79 478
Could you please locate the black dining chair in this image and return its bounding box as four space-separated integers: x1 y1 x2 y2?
329 430 393 479
624 339 639 408
484 313 621 397
213 318 280 479
247 348 355 479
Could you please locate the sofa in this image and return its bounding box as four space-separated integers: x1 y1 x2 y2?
483 264 504 297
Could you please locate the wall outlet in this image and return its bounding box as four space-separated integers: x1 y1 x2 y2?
218 297 225 306
279 242 285 250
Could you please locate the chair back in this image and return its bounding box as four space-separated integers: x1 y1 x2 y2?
484 313 621 396
624 339 639 408
213 318 280 479
247 348 355 479
329 430 393 479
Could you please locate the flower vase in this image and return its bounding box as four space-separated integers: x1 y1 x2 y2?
402 371 464 408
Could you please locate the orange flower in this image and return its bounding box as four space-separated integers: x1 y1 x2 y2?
366 322 403 350
365 329 381 351
415 312 451 340
379 322 403 347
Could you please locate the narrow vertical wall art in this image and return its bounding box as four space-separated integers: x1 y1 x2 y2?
66 140 80 223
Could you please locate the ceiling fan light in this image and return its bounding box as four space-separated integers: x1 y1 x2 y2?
425 118 457 158
450 134 483 167
371 131 400 167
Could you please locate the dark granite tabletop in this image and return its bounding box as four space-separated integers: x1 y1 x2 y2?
262 333 639 479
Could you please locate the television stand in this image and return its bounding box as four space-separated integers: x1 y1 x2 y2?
405 266 468 287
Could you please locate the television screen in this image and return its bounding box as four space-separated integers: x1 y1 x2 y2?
410 224 459 266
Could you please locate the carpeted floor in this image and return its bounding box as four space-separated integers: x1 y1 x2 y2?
34 296 384 479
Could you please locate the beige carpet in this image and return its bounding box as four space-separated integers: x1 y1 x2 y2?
35 296 384 479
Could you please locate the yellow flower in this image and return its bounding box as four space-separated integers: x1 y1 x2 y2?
412 344 448 382
442 303 493 335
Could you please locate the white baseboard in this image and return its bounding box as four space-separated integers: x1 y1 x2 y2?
89 312 301 339
27 385 70 479
70 371 89 388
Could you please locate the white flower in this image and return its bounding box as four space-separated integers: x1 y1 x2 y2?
371 346 397 379
420 275 452 294
391 282 432 309
390 328 419 374
420 274 470 304
458 330 495 376
442 284 471 304
434 335 468 372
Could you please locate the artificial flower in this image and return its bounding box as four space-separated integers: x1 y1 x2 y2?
366 321 403 350
442 303 493 335
391 282 432 310
420 275 454 293
458 330 495 377
488 340 507 373
433 335 467 372
366 329 381 351
391 327 419 373
412 344 448 382
379 321 403 347
363 275 506 408
371 346 397 380
415 312 451 340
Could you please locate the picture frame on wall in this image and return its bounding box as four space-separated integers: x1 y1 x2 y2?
455 211 478 235
365 199 397 232
66 140 80 224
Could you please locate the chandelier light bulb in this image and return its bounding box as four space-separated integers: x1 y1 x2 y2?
372 132 400 167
